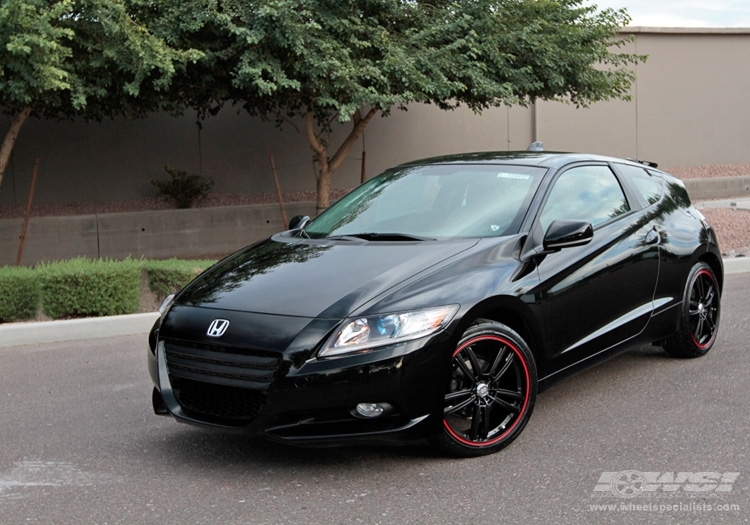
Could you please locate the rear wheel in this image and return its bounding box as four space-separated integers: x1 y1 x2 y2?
663 262 720 358
435 321 537 457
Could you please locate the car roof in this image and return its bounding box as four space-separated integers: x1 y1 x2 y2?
397 151 655 171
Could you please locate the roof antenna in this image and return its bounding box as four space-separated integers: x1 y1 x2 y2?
527 141 544 152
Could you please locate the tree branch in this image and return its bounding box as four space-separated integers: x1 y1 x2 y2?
276 111 301 135
305 112 326 157
314 111 340 143
329 108 378 174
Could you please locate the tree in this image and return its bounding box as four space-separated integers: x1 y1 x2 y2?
154 0 642 213
2 1 643 212
0 0 200 193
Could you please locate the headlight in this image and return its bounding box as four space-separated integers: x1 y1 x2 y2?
319 305 459 358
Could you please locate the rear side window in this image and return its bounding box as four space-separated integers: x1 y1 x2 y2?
539 165 630 232
616 164 663 205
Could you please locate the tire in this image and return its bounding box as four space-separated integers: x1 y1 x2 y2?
434 320 537 457
663 262 720 358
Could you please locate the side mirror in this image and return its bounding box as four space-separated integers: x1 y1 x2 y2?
543 220 593 251
288 215 311 230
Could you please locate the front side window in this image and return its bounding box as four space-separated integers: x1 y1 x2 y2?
539 165 630 232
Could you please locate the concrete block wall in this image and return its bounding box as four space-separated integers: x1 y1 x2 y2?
683 177 750 201
1 215 100 265
1 202 315 266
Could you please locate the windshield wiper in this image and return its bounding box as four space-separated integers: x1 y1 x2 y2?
343 232 434 242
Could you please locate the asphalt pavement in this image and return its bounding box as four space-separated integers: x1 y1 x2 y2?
2 274 749 524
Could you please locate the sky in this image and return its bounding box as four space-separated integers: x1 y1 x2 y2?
584 1 750 27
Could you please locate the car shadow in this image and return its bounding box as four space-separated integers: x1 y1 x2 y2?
142 421 444 471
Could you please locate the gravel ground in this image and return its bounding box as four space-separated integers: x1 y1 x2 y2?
699 207 750 255
666 163 750 179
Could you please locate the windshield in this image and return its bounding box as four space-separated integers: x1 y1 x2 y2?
305 163 546 239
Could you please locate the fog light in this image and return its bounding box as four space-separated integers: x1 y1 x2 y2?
355 403 386 418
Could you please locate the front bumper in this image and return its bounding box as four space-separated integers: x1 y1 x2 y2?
148 312 452 445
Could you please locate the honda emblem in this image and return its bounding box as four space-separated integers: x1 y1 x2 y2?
207 319 230 337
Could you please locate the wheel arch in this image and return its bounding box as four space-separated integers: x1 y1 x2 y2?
698 251 723 293
456 296 544 365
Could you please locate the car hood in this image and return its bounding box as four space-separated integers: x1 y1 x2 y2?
175 235 480 319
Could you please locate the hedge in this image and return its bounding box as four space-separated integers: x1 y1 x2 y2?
0 266 41 322
37 257 143 319
0 257 216 323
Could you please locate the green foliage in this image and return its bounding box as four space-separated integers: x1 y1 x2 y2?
0 0 201 119
37 257 141 319
0 266 40 322
0 0 75 113
146 0 642 121
0 257 217 323
151 165 215 209
144 258 215 301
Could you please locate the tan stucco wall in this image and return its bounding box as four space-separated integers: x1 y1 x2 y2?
1 28 749 208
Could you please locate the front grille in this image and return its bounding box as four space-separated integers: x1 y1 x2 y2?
170 376 267 422
163 339 281 423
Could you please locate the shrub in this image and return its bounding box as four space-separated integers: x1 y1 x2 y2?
0 266 40 322
37 257 141 319
151 165 215 209
144 259 215 302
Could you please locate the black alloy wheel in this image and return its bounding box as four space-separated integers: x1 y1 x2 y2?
664 261 721 358
435 321 537 457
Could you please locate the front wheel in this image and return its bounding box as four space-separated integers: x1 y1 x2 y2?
434 321 537 457
663 262 721 358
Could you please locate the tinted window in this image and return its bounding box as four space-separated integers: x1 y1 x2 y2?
616 164 663 205
539 165 629 231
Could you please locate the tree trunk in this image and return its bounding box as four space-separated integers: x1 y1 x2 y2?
316 167 332 213
0 107 32 192
305 108 379 215
306 113 332 214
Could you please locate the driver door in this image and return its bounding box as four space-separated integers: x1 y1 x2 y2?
534 164 660 375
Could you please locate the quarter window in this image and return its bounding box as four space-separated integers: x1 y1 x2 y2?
539 165 630 232
616 164 663 206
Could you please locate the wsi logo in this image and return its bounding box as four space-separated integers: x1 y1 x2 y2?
207 319 230 337
594 471 740 498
